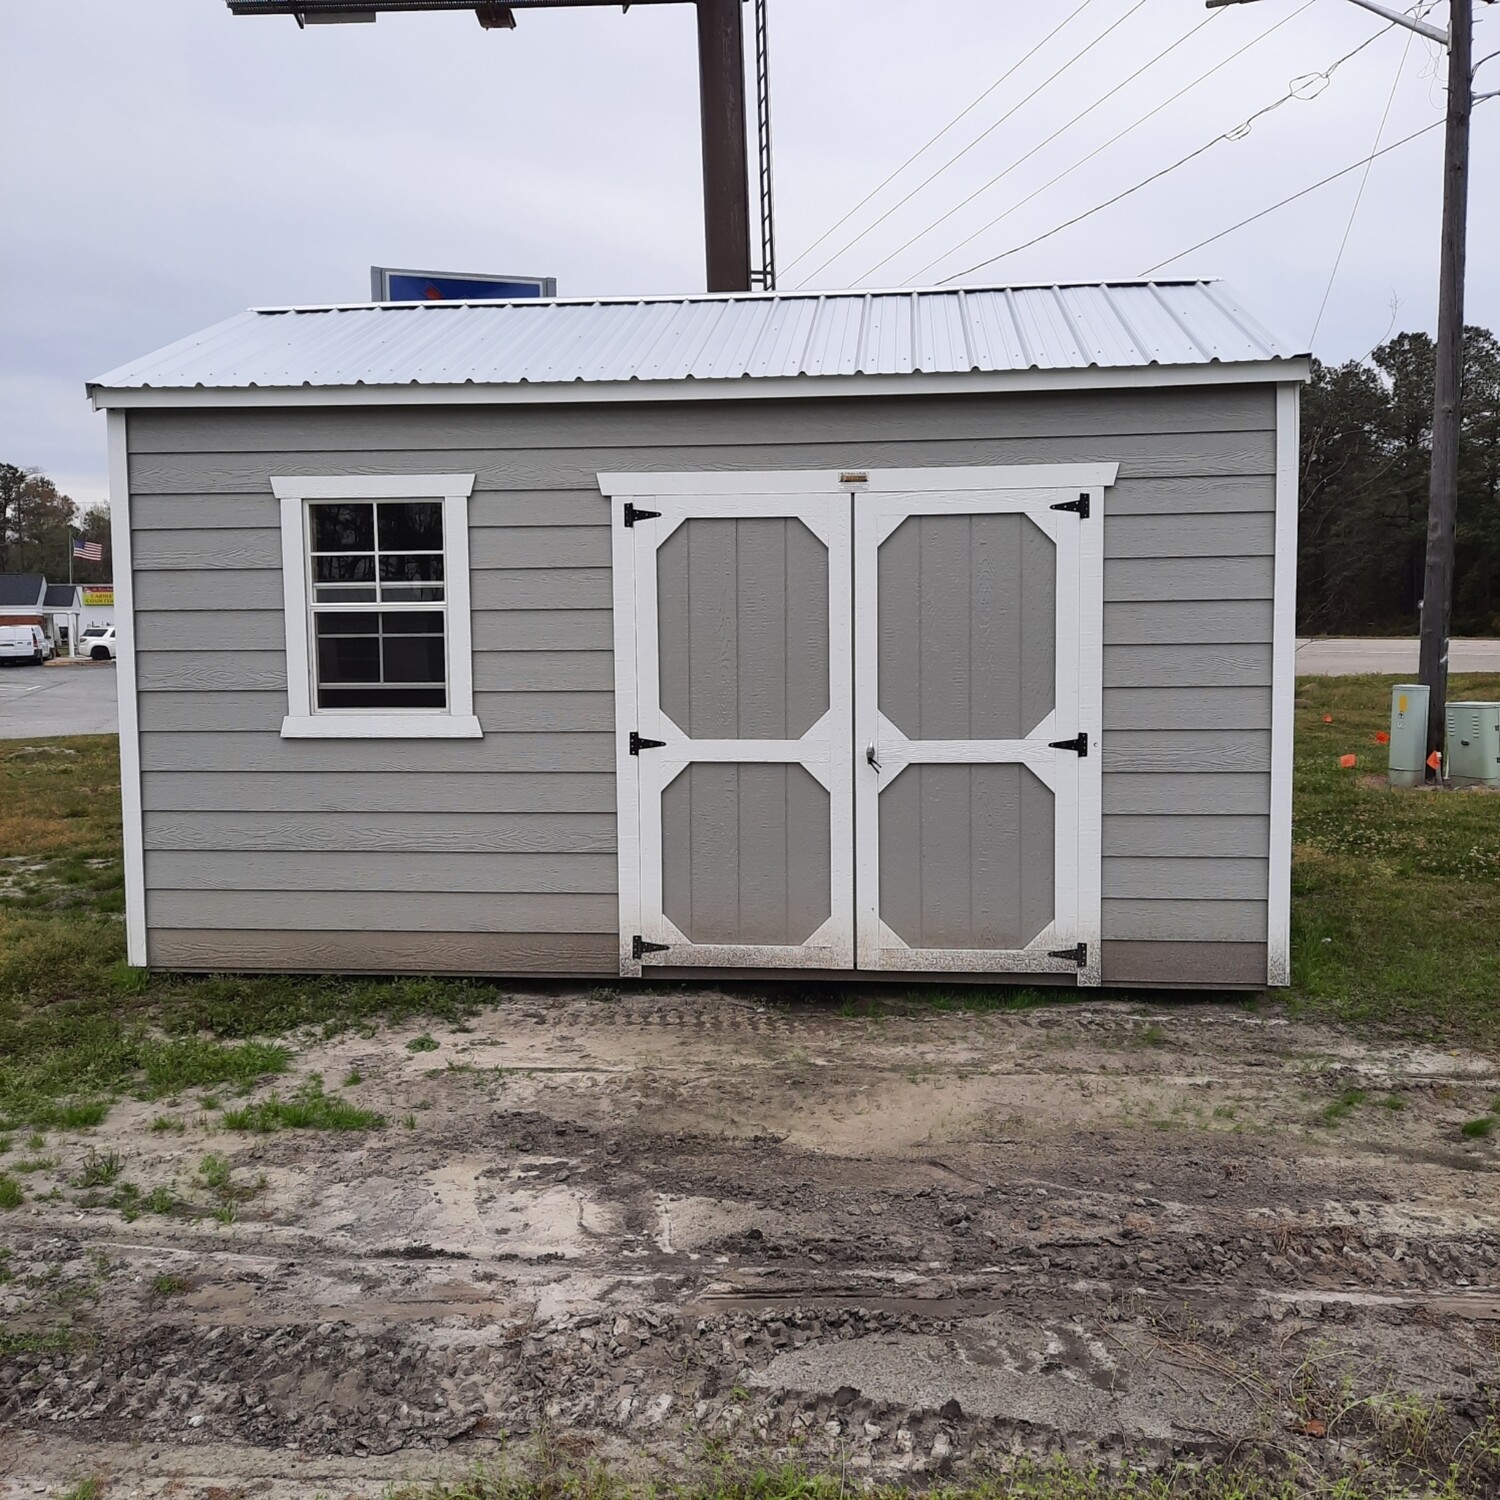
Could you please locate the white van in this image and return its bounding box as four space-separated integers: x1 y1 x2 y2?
0 625 52 665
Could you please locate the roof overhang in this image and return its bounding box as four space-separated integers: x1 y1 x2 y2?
90 358 1310 412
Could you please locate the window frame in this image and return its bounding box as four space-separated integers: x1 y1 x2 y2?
273 474 481 739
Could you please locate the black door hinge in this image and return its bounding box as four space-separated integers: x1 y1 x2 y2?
1048 942 1088 967
1049 732 1089 756
632 935 670 959
629 731 666 755
1050 493 1091 518
623 502 661 528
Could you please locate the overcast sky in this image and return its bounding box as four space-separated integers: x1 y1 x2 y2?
2 0 1495 507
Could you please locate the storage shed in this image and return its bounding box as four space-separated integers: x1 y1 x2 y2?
89 280 1307 990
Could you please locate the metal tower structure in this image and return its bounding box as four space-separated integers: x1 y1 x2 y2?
226 0 772 293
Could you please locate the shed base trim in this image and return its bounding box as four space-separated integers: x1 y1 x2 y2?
146 930 616 974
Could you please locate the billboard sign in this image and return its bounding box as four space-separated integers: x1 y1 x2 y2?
371 266 557 303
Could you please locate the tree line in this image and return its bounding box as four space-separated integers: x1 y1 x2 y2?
0 464 112 582
1300 324 1499 637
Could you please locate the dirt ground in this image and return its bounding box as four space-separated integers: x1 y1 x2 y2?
2 989 1498 1497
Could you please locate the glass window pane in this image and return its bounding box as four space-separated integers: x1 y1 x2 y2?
377 501 444 552
379 554 445 583
311 503 374 553
383 635 446 684
379 610 445 636
314 585 378 604
317 636 380 684
315 554 377 583
315 612 379 637
318 685 447 710
378 584 445 603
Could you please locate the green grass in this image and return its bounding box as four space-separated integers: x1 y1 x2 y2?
221 1074 383 1133
0 1173 22 1209
1289 673 1500 1045
2 673 1499 1121
151 1272 189 1296
407 1032 440 1053
1461 1117 1495 1140
1321 1087 1368 1125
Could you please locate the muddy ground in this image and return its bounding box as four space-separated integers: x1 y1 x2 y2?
2 990 1498 1497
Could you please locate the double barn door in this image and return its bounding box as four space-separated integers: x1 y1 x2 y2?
605 467 1111 986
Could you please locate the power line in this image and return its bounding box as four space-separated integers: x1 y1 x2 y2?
795 0 1151 288
936 19 1399 284
909 0 1317 285
1309 21 1420 343
1138 117 1448 275
850 5 1223 288
778 0 1093 280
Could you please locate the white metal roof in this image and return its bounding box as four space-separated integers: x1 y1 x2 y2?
91 281 1304 400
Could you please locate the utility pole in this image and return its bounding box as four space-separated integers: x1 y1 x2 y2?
227 0 757 293
695 0 753 291
1209 0 1481 774
1417 0 1472 766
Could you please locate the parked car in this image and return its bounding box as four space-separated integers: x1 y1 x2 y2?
0 625 52 665
79 624 117 661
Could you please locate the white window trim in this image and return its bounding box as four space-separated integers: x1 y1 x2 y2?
272 474 481 739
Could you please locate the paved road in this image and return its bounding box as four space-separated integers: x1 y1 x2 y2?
1296 637 1500 675
0 661 119 738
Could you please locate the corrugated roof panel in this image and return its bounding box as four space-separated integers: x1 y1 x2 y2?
92 281 1305 393
915 292 972 373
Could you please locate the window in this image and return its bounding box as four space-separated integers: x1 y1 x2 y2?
273 475 480 739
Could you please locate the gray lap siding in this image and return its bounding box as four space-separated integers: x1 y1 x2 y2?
126 385 1276 979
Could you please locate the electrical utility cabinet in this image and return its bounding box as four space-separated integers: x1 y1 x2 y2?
1447 702 1500 789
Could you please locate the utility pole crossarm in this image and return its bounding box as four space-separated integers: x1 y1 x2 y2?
1205 0 1449 45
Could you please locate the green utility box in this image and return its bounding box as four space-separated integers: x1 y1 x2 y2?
1446 701 1500 789
1388 683 1429 789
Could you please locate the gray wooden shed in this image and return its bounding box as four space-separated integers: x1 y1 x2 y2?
89 280 1307 990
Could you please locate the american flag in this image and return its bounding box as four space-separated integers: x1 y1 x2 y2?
73 537 103 562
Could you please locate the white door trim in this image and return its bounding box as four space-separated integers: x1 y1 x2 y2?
853 477 1107 985
1267 384 1300 987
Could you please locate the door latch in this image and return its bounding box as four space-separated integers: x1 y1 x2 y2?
1049 732 1089 756
632 935 670 959
865 741 882 773
1048 942 1088 966
629 731 666 755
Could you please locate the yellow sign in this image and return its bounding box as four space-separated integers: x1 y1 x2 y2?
81 588 114 607
1397 694 1408 715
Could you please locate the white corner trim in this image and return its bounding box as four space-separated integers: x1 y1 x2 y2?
107 410 147 967
280 713 482 739
1267 382 1300 988
611 500 642 978
275 476 480 740
92 358 1313 412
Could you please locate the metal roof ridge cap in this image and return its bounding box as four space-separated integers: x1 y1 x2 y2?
242 278 1211 316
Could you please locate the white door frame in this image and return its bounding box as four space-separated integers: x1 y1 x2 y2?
602 463 1114 982
602 471 855 976
853 464 1113 986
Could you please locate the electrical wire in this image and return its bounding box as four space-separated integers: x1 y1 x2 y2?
795 0 1151 289
936 19 1399 284
849 5 1223 288
1138 116 1451 275
908 0 1317 285
1308 24 1419 345
778 0 1093 280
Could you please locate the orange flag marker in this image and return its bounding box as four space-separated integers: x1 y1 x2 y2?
1374 731 1390 745
1427 750 1443 771
1339 754 1357 769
